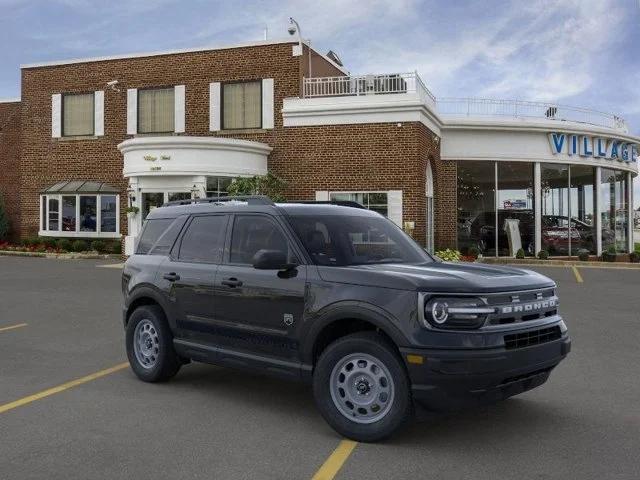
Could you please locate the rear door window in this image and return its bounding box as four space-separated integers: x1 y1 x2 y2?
229 215 295 264
178 215 228 264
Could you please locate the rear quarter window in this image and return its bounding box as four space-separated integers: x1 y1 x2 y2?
137 218 178 254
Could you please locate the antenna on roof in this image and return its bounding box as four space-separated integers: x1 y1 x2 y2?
263 25 268 40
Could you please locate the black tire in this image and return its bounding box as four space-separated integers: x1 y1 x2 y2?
126 305 181 382
313 331 412 442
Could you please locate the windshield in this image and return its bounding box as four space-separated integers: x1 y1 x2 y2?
288 215 433 266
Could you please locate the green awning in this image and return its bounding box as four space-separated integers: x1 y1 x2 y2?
41 181 120 194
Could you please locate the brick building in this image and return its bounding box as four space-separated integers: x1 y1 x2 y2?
0 38 638 257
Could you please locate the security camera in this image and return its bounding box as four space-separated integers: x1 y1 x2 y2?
107 80 120 92
288 25 297 36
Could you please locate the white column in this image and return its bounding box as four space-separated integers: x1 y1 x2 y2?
534 162 541 255
174 85 186 133
628 171 634 253
126 89 138 135
595 167 602 256
94 91 105 136
209 82 221 131
315 191 329 201
51 94 62 138
262 78 274 129
387 190 403 227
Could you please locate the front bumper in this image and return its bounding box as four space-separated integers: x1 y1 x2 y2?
400 334 571 412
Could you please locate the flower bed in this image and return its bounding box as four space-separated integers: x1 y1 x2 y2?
0 237 121 255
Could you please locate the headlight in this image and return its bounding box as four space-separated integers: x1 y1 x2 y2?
422 297 495 329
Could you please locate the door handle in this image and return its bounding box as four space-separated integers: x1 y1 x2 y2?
163 272 181 282
221 277 243 288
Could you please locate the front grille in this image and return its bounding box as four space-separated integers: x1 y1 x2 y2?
504 326 562 350
485 288 558 326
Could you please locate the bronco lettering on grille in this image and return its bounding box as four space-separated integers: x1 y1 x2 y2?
501 299 556 314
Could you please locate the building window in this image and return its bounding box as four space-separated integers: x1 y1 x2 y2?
206 176 233 197
329 192 389 216
62 93 94 136
497 162 534 257
457 161 496 256
40 194 120 237
222 81 261 130
138 88 175 133
601 168 629 253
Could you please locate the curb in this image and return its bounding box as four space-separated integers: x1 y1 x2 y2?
477 258 640 269
0 250 121 260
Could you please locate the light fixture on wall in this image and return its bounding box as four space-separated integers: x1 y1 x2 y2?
127 186 136 203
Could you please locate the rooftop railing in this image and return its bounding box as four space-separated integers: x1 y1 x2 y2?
302 72 436 107
301 73 628 133
436 97 628 132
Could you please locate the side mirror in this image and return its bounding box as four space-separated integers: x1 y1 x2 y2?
252 249 296 270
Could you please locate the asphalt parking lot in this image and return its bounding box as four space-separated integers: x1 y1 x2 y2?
1 257 639 480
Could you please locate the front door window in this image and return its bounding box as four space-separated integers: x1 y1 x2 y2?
141 192 165 219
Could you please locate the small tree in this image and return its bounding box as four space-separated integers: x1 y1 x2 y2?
226 173 287 202
0 193 10 241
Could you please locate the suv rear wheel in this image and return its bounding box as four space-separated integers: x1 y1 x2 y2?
126 305 181 382
313 332 412 442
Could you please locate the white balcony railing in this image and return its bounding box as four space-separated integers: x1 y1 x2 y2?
303 72 436 106
302 74 628 133
436 97 628 132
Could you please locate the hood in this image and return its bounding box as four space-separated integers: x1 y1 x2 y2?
316 261 555 293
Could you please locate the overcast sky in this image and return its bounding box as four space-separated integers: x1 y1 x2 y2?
1 0 639 201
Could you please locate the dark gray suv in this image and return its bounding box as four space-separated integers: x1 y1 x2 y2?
122 196 570 442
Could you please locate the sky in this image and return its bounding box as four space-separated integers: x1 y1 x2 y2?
1 0 639 200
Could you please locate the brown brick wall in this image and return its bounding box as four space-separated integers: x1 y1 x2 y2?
12 41 452 247
0 101 21 240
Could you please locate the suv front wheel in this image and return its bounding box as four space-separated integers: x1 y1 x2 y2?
313 332 412 442
126 305 181 382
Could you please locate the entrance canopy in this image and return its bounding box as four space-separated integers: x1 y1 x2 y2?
41 180 120 194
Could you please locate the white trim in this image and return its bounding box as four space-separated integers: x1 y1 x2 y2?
315 191 329 201
21 39 300 69
387 190 403 227
595 167 602 256
94 90 104 136
0 97 20 103
534 162 541 254
127 89 137 135
262 78 274 129
209 82 221 131
51 94 62 138
39 193 120 238
628 171 634 253
174 85 186 133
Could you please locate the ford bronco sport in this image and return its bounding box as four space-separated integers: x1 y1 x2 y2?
122 196 570 442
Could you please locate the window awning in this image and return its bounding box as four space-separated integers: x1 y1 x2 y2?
41 181 120 194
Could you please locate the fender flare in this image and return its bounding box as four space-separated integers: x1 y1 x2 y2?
125 285 175 329
300 301 410 365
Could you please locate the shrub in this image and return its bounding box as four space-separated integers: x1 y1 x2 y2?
602 245 617 262
227 172 287 202
629 251 640 263
57 239 73 252
91 240 106 253
537 250 549 260
71 239 88 252
435 248 462 262
40 237 57 249
111 241 122 255
515 248 525 259
577 249 590 262
468 246 480 258
22 236 38 247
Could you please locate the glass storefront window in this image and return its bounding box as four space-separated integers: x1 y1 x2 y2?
141 192 165 220
48 197 59 231
168 192 191 202
80 196 97 232
329 192 389 216
569 166 596 255
601 168 628 253
497 163 535 256
457 161 496 256
206 176 233 197
62 196 76 232
541 164 570 255
100 195 117 233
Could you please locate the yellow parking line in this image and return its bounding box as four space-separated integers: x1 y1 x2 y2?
572 266 583 283
0 362 129 414
311 440 358 480
0 323 27 333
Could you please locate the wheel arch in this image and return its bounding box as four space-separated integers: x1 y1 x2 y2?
125 285 172 328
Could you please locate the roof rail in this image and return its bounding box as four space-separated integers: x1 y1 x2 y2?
288 200 366 209
162 195 275 207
